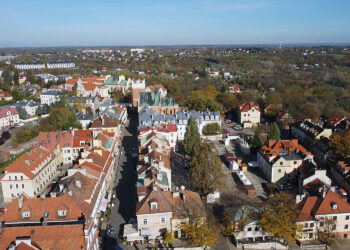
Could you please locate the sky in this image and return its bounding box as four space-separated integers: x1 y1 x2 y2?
0 0 350 47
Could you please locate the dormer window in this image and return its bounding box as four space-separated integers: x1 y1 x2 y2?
150 201 158 210
22 211 31 218
332 203 338 210
58 210 67 216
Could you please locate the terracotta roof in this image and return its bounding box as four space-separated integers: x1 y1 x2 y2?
156 123 177 133
73 161 102 179
37 131 72 151
65 78 79 85
239 102 259 112
136 187 173 215
72 129 94 148
0 89 12 98
315 191 350 215
91 116 118 129
3 147 52 179
82 82 101 91
297 196 321 221
0 107 18 118
1 194 85 223
0 225 85 250
260 139 312 159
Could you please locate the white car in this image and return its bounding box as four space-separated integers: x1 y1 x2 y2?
16 123 24 127
248 161 260 168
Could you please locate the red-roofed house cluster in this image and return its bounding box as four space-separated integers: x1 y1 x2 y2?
0 116 121 249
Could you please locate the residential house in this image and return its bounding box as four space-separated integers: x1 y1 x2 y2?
297 159 332 195
276 111 295 131
0 225 86 249
40 90 62 105
37 131 73 165
228 84 241 93
90 115 119 135
324 116 346 130
297 190 350 241
331 160 350 195
257 140 313 183
138 123 178 150
136 186 205 239
0 145 62 202
138 108 221 140
77 111 94 129
292 119 332 153
13 100 41 117
238 102 260 128
0 89 13 101
0 107 19 130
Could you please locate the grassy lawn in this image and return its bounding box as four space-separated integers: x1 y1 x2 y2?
0 148 31 173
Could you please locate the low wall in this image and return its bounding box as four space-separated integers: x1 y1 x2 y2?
201 134 222 141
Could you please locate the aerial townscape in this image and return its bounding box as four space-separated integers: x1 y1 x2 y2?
1 1 350 250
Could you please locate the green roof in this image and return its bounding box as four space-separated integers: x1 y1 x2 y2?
104 76 119 85
139 91 178 107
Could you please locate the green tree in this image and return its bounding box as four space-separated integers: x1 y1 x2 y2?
267 122 281 141
15 106 28 120
329 130 350 158
190 141 224 195
202 123 221 135
181 219 219 247
261 193 301 243
249 133 263 153
183 117 200 155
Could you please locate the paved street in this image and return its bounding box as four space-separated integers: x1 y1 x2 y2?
103 111 138 250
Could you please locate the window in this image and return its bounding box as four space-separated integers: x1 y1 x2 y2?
310 223 314 228
8 176 11 180
278 169 282 173
16 184 18 189
143 218 148 225
304 223 308 228
345 225 348 229
309 233 313 239
346 216 349 220
22 184 24 189
58 210 67 216
332 225 337 230
15 176 17 180
333 216 337 221
22 212 30 218
161 217 166 223
280 162 283 165
247 227 252 231
21 176 23 180
344 234 348 239
293 161 297 164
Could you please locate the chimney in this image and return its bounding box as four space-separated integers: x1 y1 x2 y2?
18 196 23 209
76 180 81 188
173 187 179 197
180 192 186 202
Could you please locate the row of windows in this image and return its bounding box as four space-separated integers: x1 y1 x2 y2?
10 184 25 189
8 175 24 181
142 217 166 225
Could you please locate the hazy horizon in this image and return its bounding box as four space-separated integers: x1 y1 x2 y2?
1 0 350 47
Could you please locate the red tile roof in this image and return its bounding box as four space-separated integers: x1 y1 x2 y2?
0 89 12 98
3 147 52 179
0 107 18 118
0 194 85 223
0 225 86 249
239 102 259 112
37 131 72 151
260 139 312 158
72 129 94 148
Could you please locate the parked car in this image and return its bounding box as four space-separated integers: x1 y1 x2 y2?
16 123 24 127
248 161 260 168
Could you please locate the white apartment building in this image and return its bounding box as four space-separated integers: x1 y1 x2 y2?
47 61 75 69
40 90 62 105
13 62 45 70
0 107 19 130
238 102 261 127
0 145 62 202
